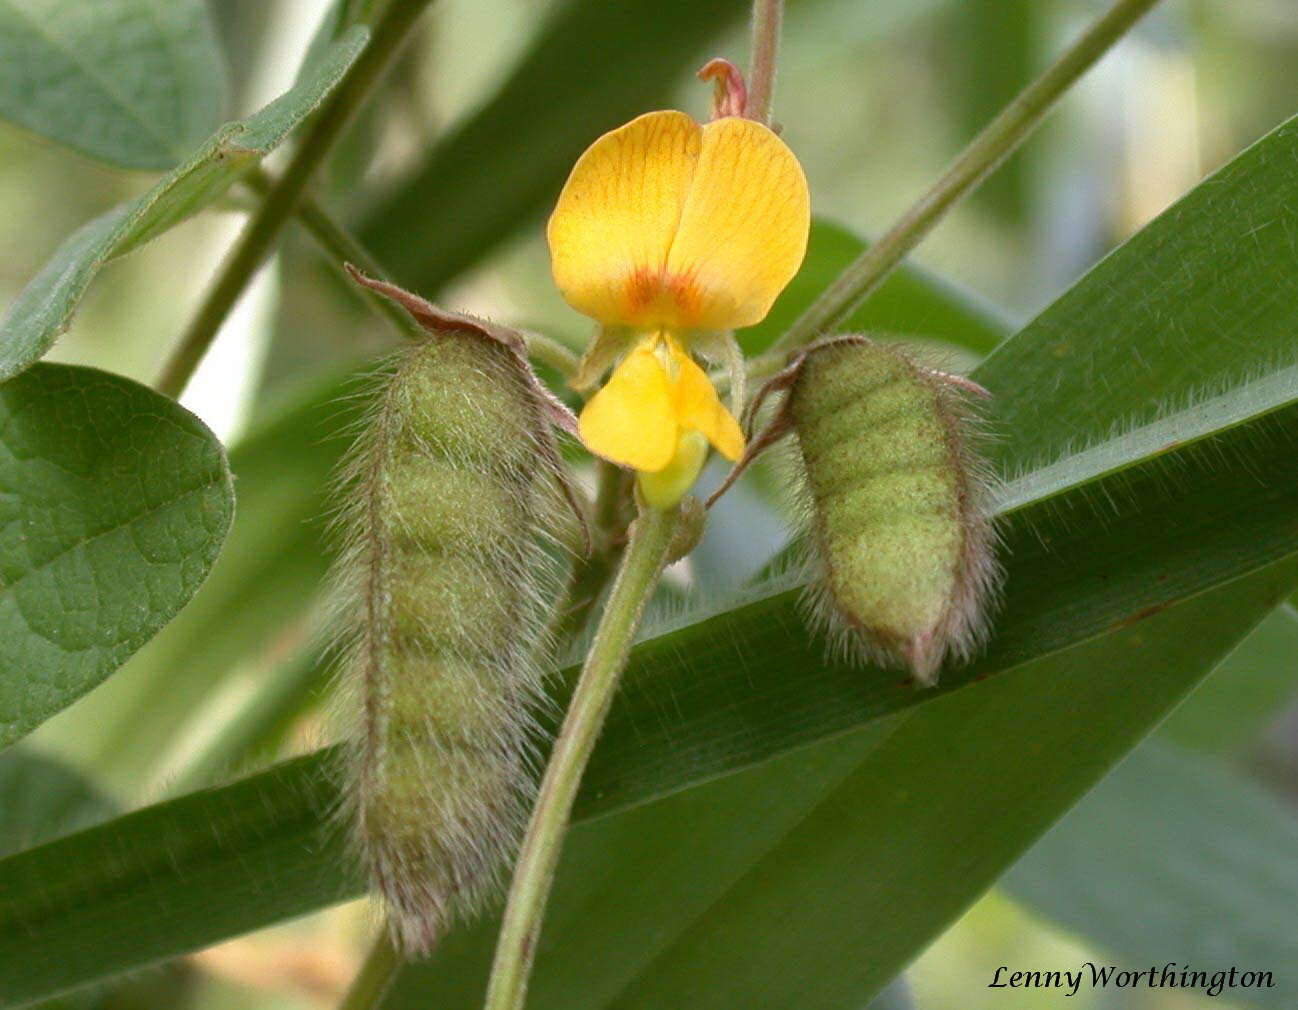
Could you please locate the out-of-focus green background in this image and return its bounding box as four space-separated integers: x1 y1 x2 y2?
3 1 1295 1007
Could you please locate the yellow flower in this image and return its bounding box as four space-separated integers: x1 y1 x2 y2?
547 109 810 508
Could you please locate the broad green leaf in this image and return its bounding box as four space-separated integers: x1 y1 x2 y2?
394 558 1297 1009
1159 602 1298 756
0 748 116 857
41 366 368 791
0 27 369 383
740 218 1013 356
1004 741 1298 1008
359 0 746 291
0 0 226 170
0 364 233 747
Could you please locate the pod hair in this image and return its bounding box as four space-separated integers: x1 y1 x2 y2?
330 269 584 955
711 335 1001 686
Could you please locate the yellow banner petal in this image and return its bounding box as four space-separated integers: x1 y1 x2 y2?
548 111 701 328
670 347 745 461
665 117 811 332
578 342 678 471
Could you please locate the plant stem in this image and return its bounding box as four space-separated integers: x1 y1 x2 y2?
153 0 435 399
746 0 783 125
485 505 678 1010
547 461 628 648
338 929 402 1010
768 0 1162 356
246 166 427 343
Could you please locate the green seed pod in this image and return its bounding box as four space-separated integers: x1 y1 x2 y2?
717 335 999 685
332 272 582 954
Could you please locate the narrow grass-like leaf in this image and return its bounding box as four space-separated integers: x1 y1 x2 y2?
0 364 233 746
0 0 226 170
1 390 1294 1001
607 563 1298 1008
1159 602 1298 757
1004 741 1298 1008
0 28 369 382
394 558 1298 1009
977 114 1298 472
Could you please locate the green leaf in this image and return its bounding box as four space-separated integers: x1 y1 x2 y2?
0 27 369 383
394 558 1296 1009
740 217 1013 356
359 0 746 291
0 364 233 747
1004 741 1298 1008
0 0 227 170
1158 602 1298 757
976 115 1298 473
44 366 369 792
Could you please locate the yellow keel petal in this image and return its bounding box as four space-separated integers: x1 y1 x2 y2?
669 347 745 461
638 430 710 510
578 343 678 471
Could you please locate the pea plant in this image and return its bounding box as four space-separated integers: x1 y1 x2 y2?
1 0 1296 1008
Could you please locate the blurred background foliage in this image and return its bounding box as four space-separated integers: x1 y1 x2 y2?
1 0 1296 1007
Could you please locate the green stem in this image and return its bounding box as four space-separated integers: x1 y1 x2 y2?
485 505 678 1010
745 0 783 125
547 461 628 648
247 166 427 343
520 330 582 381
338 929 403 1010
767 0 1162 356
153 0 436 399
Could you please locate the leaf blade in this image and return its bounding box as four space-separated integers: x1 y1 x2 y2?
0 27 369 382
0 0 227 169
0 364 233 747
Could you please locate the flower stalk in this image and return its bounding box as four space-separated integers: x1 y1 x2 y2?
746 0 783 125
766 0 1163 357
484 504 679 1010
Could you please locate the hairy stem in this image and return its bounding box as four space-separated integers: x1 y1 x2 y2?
745 0 783 125
485 504 678 1010
337 929 402 1010
767 0 1162 356
547 461 629 648
153 0 436 399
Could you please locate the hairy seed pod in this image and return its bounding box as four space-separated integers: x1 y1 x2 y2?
332 272 582 954
789 337 999 684
714 335 999 685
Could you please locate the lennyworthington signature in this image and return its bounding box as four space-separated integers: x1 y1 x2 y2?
989 962 1276 999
